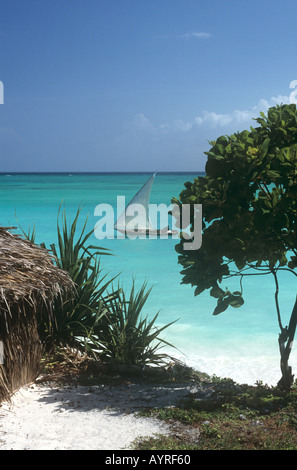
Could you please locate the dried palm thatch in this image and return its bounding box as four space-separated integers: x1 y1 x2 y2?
0 227 74 401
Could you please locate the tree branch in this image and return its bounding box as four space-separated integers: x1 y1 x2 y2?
272 268 284 332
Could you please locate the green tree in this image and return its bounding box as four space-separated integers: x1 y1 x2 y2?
173 104 297 390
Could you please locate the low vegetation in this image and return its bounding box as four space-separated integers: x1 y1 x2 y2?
134 378 297 450
38 348 297 450
18 202 297 450
21 206 177 367
173 104 297 390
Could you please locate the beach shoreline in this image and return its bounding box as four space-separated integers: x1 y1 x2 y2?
0 382 167 450
0 356 294 451
0 376 201 451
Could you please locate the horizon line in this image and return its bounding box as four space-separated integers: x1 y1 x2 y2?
0 170 204 175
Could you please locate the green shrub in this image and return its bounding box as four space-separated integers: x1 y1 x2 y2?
20 205 115 353
19 206 177 366
93 280 177 366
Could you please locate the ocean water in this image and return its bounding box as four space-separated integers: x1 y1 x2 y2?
1 172 296 386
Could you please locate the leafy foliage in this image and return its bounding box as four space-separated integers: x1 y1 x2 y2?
37 206 115 353
172 104 297 388
20 205 177 366
173 104 297 310
93 280 177 366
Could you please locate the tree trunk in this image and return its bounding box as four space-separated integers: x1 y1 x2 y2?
277 296 297 391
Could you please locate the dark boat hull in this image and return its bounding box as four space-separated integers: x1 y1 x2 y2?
115 228 179 237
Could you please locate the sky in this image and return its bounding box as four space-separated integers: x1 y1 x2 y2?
1 0 297 172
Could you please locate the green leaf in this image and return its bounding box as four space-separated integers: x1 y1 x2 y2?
235 259 246 270
265 170 280 179
210 285 225 299
213 298 230 315
229 295 244 308
173 104 297 330
260 138 270 157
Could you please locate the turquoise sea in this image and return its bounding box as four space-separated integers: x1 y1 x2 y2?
1 172 296 386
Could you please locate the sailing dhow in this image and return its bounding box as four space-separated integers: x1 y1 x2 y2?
114 172 178 237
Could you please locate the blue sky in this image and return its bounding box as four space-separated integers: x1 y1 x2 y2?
1 0 297 172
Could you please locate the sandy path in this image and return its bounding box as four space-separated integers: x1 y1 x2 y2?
0 382 193 450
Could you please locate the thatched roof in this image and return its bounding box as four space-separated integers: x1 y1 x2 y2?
0 227 74 306
0 226 75 401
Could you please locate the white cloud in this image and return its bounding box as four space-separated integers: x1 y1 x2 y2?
194 111 233 127
117 94 294 170
270 95 291 105
179 32 212 40
197 95 291 128
174 95 291 130
130 95 292 138
0 127 20 140
173 119 193 132
132 113 156 133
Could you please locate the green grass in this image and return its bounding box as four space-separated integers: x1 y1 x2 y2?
39 348 297 450
134 379 297 450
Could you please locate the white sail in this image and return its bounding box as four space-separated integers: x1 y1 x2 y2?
114 172 156 231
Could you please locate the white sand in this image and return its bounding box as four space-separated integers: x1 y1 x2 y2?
0 382 193 450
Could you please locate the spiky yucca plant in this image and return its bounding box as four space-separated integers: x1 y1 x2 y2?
19 206 178 365
20 206 115 353
95 280 177 366
46 206 118 353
